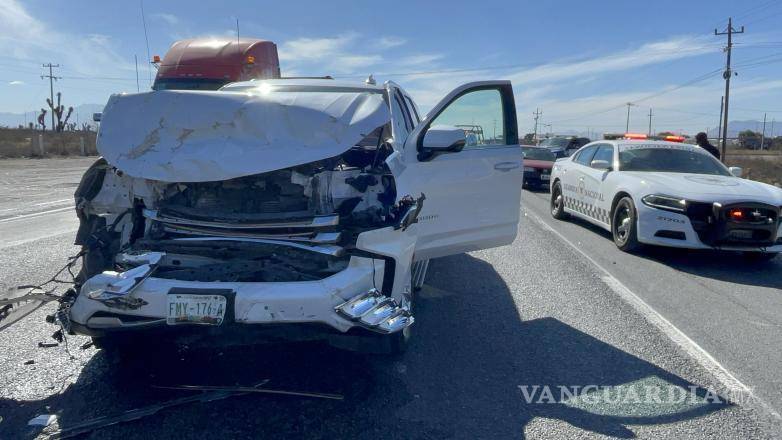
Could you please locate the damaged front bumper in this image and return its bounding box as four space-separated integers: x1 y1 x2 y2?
68 226 418 344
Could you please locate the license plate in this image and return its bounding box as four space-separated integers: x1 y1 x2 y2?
728 229 753 240
167 294 227 325
540 174 550 181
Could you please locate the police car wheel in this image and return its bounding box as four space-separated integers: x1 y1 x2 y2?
550 182 568 220
612 197 641 252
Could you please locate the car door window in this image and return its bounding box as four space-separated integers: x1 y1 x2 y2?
590 145 614 168
574 145 598 165
427 89 505 149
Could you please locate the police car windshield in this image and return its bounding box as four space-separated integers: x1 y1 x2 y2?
619 147 730 176
522 147 556 161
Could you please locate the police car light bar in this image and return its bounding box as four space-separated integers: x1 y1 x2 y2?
603 133 685 143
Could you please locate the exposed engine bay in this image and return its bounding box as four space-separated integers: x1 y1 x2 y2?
73 124 422 287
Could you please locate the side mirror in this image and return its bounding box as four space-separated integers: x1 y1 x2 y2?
591 159 612 171
422 125 466 153
728 166 743 177
92 112 102 122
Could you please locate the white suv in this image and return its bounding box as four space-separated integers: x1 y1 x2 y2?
66 78 523 353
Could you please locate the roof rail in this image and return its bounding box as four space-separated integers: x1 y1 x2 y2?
279 76 334 80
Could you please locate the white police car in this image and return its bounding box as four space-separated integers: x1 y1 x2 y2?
549 134 782 259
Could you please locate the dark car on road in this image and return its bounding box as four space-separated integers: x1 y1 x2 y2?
522 146 556 190
540 136 590 158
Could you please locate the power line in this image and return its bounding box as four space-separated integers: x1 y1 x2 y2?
140 0 152 86
732 106 782 113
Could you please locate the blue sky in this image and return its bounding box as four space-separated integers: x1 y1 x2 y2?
1 0 781 135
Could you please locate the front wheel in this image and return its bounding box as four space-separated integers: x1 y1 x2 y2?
612 197 641 252
550 181 568 220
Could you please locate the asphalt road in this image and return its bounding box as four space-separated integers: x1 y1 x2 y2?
0 159 780 439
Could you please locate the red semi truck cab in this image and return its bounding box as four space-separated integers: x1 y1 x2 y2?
152 38 280 91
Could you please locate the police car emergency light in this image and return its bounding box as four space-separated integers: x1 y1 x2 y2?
549 137 782 260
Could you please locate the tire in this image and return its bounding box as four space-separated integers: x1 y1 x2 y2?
550 181 568 220
611 196 642 252
743 252 778 262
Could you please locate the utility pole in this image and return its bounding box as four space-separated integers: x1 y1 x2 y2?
760 113 767 150
717 96 724 151
40 63 61 131
625 102 635 133
647 108 653 135
532 108 542 144
715 17 744 158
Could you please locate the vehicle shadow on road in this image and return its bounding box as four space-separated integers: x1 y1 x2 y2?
561 214 782 289
1 254 732 439
639 246 782 289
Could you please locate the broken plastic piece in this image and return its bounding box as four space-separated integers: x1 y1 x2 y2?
0 287 58 332
152 384 344 400
28 414 57 426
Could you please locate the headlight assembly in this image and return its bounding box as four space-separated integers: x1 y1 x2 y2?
641 194 687 213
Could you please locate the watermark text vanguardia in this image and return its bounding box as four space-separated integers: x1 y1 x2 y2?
517 384 742 405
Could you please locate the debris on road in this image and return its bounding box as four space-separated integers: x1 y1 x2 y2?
152 384 345 400
28 414 57 426
0 287 58 332
50 381 269 439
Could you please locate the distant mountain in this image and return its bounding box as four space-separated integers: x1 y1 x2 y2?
0 103 105 129
707 120 776 138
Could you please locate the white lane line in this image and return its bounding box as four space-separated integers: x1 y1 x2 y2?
34 198 72 207
525 208 782 421
0 206 73 224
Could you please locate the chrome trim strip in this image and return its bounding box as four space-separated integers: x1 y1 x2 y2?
171 237 344 256
144 209 339 230
162 225 341 244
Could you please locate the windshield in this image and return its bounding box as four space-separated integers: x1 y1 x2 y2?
539 138 570 148
522 147 556 161
619 147 730 176
153 78 228 91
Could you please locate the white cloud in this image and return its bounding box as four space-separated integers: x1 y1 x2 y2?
398 53 445 67
279 33 358 62
0 0 135 75
340 54 384 71
151 13 179 26
279 32 389 74
391 35 726 123
374 36 406 49
508 36 720 86
8 80 24 85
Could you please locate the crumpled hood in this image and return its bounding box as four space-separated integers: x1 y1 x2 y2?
97 89 390 182
630 172 782 202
